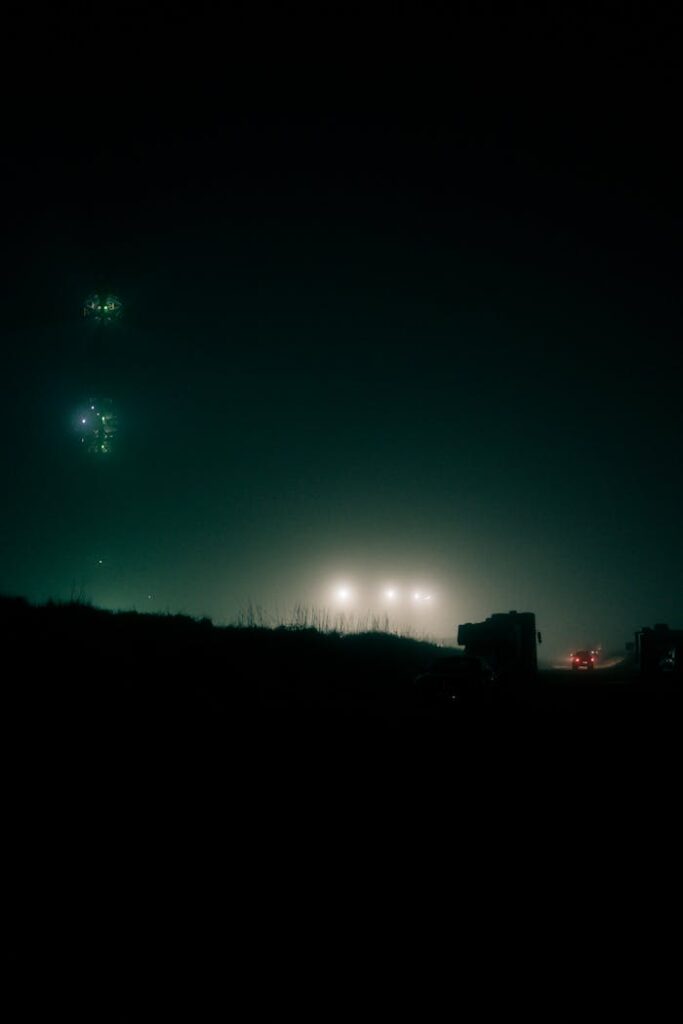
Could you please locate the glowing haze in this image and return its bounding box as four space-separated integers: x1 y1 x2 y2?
1 60 681 665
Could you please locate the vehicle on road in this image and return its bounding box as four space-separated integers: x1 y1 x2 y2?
571 650 596 671
659 648 676 673
457 610 541 680
635 624 682 679
414 655 497 705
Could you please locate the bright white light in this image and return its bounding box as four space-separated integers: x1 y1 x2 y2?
81 418 87 424
335 586 351 602
413 592 421 601
384 588 397 600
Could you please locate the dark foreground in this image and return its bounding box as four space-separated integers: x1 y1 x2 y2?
4 595 680 742
4 597 679 1019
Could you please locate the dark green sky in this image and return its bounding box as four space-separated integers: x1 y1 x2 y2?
1 7 681 659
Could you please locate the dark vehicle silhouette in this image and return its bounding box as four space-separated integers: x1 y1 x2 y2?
635 624 683 679
571 650 596 671
659 648 676 674
457 611 540 680
414 655 496 705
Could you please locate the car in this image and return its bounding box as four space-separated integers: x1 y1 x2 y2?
571 650 596 671
658 648 676 674
414 655 497 705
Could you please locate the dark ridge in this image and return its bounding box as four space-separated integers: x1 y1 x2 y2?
4 594 679 728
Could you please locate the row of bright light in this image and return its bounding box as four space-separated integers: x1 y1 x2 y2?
332 584 434 605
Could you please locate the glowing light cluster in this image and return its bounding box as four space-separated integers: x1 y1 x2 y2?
330 581 435 606
71 291 124 455
83 293 122 323
77 398 118 455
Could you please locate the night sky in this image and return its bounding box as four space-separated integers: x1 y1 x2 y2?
1 6 681 661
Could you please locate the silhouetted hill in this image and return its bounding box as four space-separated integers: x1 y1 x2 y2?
3 589 680 825
1 595 459 725
4 592 679 1024
4 596 680 727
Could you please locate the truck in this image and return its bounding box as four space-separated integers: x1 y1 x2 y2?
457 610 541 681
634 624 682 680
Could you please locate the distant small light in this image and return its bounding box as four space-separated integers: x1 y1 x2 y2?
81 418 87 424
384 588 396 600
